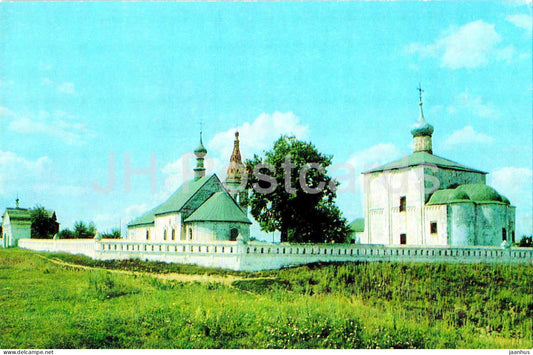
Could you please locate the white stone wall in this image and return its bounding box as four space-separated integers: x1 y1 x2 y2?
185 221 250 242
17 238 533 271
424 205 448 246
154 213 183 242
127 225 155 242
424 167 486 196
448 203 476 246
2 214 31 248
363 167 426 245
476 204 514 246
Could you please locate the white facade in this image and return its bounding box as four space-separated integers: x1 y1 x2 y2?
360 99 516 247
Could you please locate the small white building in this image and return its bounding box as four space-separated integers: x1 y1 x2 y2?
1 199 31 248
127 132 251 243
359 92 516 247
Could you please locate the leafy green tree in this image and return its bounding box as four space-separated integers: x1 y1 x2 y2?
57 228 75 239
30 205 59 239
518 236 532 247
245 135 350 243
73 221 97 239
100 228 122 239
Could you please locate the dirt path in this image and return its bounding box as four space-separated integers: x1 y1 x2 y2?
37 255 271 287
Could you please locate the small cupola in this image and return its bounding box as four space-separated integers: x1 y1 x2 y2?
411 85 434 154
193 131 207 180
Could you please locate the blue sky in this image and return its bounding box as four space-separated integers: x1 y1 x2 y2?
0 1 531 239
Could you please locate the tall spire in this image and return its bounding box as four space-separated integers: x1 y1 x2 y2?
15 194 20 209
193 131 207 180
411 84 434 154
226 131 243 185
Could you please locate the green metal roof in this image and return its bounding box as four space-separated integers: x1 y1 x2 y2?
411 122 434 137
184 191 251 224
348 218 365 233
456 184 510 205
427 184 511 206
363 151 487 174
427 189 473 205
3 208 31 221
128 174 216 227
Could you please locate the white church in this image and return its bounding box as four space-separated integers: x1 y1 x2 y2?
127 132 251 243
358 91 516 247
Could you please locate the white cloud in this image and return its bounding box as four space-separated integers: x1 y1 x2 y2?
443 126 494 148
489 167 533 236
507 14 532 35
42 77 76 95
0 151 54 196
6 109 95 145
448 91 501 119
208 111 310 162
406 20 513 69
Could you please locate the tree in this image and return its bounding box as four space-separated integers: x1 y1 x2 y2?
73 221 97 239
245 135 350 243
100 228 122 239
30 205 59 239
518 236 532 247
57 228 75 239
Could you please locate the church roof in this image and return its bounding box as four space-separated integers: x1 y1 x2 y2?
184 191 251 224
427 184 511 205
3 208 31 222
363 151 487 174
128 174 217 227
348 218 365 233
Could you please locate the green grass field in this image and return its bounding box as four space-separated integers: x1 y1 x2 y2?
0 248 531 349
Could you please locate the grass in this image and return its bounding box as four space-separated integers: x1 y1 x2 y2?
0 248 531 349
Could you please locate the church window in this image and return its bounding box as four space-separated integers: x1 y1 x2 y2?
164 230 167 241
399 196 406 212
511 231 515 243
430 222 438 234
189 228 193 241
502 228 507 241
230 228 238 241
146 230 150 241
171 229 176 241
400 233 406 245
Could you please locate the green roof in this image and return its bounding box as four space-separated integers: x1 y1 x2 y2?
456 184 510 205
428 184 511 205
128 174 217 227
411 121 434 137
3 208 31 221
364 151 487 174
184 191 251 224
348 218 365 233
427 189 473 205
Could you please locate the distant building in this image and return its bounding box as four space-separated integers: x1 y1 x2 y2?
127 132 251 243
1 199 59 248
358 90 515 247
2 198 31 248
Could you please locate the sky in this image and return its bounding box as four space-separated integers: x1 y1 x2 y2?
0 1 531 240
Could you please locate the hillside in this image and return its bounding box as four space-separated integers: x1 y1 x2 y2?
0 248 531 349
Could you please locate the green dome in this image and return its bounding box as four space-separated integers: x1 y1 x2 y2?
411 121 434 137
427 189 472 205
456 184 509 204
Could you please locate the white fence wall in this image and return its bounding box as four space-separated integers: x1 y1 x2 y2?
17 238 533 271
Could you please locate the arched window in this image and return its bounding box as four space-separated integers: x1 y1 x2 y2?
230 228 238 241
189 228 193 241
502 228 507 241
146 230 150 240
164 229 167 241
172 229 176 241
